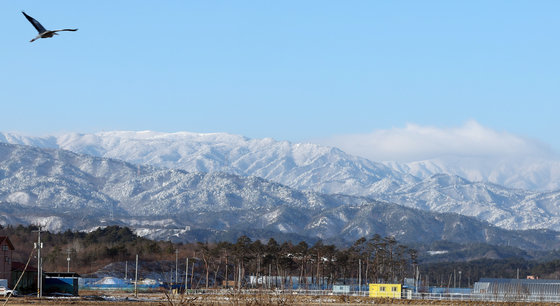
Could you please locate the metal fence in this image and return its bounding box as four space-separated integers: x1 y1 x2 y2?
168 288 560 303
408 292 560 303
76 281 560 303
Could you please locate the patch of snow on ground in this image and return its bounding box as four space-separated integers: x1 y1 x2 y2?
310 217 329 228
23 216 63 232
264 209 281 223
7 191 31 205
428 250 449 255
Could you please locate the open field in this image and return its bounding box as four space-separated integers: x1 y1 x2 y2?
2 291 560 305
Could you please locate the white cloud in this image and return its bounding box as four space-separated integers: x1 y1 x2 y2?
318 121 556 162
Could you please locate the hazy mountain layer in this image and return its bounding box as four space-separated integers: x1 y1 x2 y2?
3 130 560 192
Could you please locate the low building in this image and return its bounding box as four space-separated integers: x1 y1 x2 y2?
474 278 560 301
0 237 14 284
369 283 401 298
44 272 80 296
11 262 39 294
333 285 350 294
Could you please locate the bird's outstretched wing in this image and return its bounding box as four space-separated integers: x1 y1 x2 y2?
22 11 47 33
52 29 78 32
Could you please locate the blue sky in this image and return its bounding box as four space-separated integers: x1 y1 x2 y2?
2 1 560 155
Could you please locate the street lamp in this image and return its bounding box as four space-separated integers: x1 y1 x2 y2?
66 248 71 273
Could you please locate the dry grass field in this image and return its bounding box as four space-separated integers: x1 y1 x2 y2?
1 291 559 306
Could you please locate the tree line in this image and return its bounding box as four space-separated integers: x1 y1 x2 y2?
421 257 560 289
5 224 560 290
187 234 417 289
0 225 417 288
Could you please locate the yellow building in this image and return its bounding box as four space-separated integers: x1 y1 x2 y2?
369 283 401 298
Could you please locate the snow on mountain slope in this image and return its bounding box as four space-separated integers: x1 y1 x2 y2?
2 142 560 250
0 131 419 196
374 173 558 230
383 155 560 191
3 131 560 233
4 130 560 192
0 142 343 216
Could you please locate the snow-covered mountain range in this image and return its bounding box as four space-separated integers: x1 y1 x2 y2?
0 131 418 195
3 131 560 191
1 142 560 251
0 131 559 231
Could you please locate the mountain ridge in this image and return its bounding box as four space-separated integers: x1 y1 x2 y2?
1 131 559 231
1 142 560 251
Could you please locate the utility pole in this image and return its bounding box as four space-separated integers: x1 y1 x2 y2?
134 254 138 298
453 269 456 288
185 258 189 293
190 261 195 290
225 256 228 289
33 227 43 298
175 249 179 286
358 259 362 295
415 266 419 293
238 265 241 290
125 261 128 280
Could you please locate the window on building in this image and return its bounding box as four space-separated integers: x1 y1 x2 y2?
4 256 9 262
392 286 398 292
379 286 386 292
2 245 8 251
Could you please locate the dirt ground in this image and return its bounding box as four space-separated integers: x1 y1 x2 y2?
1 291 559 305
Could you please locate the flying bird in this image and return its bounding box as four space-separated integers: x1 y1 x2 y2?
22 11 77 42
